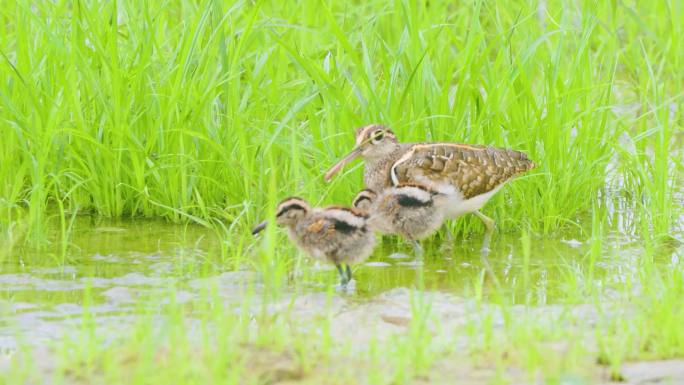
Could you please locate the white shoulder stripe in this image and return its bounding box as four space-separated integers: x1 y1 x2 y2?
390 148 416 186
389 185 432 202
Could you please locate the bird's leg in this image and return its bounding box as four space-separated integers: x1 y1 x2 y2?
336 263 348 286
411 239 424 258
443 223 454 242
472 211 501 289
473 210 495 234
473 211 495 255
480 251 501 292
345 264 353 283
439 223 455 255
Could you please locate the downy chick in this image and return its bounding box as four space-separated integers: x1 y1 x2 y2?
252 197 376 286
352 184 448 256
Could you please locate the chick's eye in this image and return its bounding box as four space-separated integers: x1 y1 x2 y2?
372 130 384 141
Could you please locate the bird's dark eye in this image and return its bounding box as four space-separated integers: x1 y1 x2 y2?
371 130 384 142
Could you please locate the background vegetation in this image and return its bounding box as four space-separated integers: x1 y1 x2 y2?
0 0 682 383
1 0 681 246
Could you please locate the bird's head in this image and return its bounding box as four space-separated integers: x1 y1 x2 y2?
252 197 310 234
324 124 398 181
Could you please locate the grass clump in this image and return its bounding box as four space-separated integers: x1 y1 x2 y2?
0 1 683 384
0 0 681 245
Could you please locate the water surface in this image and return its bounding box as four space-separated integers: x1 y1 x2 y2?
2 215 680 353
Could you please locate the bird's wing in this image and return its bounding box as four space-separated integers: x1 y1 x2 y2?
304 208 366 253
305 217 337 241
390 143 536 199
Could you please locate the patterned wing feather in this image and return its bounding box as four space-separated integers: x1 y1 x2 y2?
392 143 536 199
305 218 337 244
303 214 364 257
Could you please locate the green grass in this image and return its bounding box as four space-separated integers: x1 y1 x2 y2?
1 0 680 243
1 0 683 384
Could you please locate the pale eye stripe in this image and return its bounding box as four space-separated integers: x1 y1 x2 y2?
356 125 376 144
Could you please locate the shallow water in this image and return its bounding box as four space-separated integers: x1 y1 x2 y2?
2 215 681 354
0 215 683 384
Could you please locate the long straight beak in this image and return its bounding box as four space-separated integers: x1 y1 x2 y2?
251 220 268 235
324 147 362 182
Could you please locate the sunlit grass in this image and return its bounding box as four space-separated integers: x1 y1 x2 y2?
1 0 680 242
1 0 683 384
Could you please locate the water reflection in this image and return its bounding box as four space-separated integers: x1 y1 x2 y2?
0 216 681 351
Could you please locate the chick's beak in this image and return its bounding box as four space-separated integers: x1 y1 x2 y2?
324 147 362 182
251 220 268 235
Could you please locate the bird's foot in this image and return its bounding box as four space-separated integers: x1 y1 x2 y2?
336 278 355 293
480 244 491 256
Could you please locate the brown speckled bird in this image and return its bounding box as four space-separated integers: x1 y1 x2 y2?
352 184 449 256
325 124 537 252
252 197 376 286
